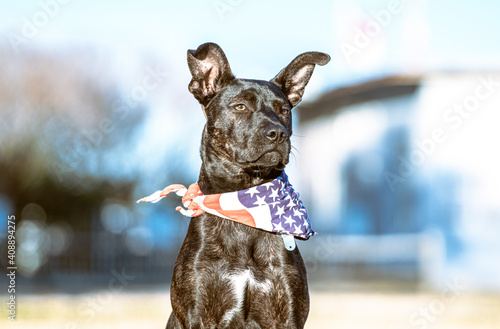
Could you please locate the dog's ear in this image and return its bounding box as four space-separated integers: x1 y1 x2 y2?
187 43 235 108
271 52 330 107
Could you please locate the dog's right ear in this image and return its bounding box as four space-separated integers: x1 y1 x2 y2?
187 43 235 109
271 51 330 107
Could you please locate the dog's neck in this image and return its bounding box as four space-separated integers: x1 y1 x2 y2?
198 128 282 195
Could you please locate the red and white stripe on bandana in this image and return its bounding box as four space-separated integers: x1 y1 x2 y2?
137 172 316 240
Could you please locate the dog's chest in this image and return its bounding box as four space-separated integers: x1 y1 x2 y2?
220 269 273 322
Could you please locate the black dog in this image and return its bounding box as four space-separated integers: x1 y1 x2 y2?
166 43 329 329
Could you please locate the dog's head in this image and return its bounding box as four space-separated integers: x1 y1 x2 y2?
187 43 329 175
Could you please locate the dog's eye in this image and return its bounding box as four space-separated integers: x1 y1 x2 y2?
234 104 247 111
281 109 289 115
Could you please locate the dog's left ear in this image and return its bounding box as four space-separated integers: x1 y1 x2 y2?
187 42 235 109
271 52 330 107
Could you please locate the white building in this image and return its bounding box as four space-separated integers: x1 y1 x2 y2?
296 73 500 291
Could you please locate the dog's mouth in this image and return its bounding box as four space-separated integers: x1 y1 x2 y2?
255 151 286 168
237 150 288 172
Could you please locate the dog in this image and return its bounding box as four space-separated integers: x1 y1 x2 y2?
166 43 330 329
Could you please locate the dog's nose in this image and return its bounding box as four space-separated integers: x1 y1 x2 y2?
263 125 288 144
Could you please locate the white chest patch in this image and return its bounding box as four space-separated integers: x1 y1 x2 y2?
220 269 273 323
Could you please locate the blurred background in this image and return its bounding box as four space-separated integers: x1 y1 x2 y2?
1 0 500 328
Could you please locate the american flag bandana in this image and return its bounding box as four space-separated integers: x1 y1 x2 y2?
137 172 315 241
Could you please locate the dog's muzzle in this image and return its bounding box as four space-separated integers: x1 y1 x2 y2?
237 123 290 169
263 124 288 144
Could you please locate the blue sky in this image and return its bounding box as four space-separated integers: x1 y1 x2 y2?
3 0 500 84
